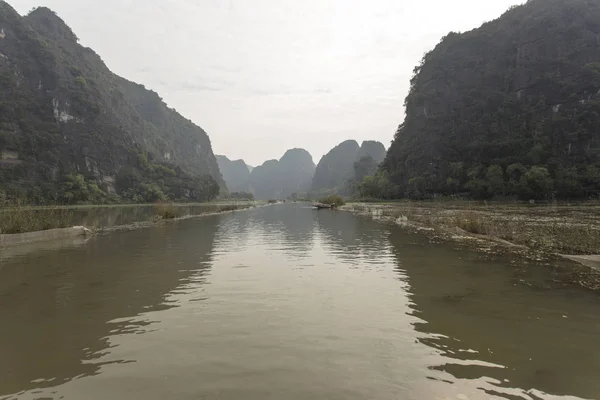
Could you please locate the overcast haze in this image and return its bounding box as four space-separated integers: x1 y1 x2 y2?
12 0 521 166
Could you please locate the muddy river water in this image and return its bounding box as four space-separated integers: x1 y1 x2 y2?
1 204 599 399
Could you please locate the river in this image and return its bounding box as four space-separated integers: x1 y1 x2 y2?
0 204 599 400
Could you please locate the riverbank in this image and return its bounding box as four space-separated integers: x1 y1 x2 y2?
0 226 92 248
0 201 259 233
95 202 258 235
343 201 600 291
0 202 259 248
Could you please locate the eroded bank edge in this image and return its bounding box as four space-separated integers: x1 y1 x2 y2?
342 203 600 292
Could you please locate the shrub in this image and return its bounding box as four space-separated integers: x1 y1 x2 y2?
154 202 180 219
319 194 345 207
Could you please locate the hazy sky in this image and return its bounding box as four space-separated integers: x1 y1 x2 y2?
12 0 520 166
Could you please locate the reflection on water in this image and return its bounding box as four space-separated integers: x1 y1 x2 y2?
0 204 599 400
68 205 157 228
0 218 218 397
315 209 392 266
389 230 600 399
63 203 252 229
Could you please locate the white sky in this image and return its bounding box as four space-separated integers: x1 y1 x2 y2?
12 0 521 166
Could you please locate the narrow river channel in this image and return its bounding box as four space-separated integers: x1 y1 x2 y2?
1 204 599 400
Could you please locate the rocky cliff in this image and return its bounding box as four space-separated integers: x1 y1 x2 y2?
382 0 600 199
0 2 223 203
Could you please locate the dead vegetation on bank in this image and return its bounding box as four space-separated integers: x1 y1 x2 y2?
345 201 600 291
153 202 249 220
0 201 255 235
154 202 182 219
0 202 73 234
346 201 600 255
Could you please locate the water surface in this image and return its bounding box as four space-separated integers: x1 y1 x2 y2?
1 204 599 400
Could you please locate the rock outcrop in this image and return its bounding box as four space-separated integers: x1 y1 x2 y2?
0 2 223 203
382 0 600 199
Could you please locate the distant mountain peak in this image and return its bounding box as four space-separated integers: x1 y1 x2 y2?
312 140 361 192
280 148 315 165
242 148 315 200
358 141 386 164
216 155 251 193
312 139 386 193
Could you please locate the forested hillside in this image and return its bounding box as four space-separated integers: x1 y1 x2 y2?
313 140 386 195
0 2 223 204
381 0 600 200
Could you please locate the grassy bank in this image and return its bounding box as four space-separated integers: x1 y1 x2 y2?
153 202 250 220
1 201 258 234
0 203 73 234
345 201 600 256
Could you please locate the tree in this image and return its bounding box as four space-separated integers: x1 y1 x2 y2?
355 171 393 199
507 163 527 196
520 166 553 200
406 177 426 199
584 165 600 195
466 165 490 199
486 165 505 196
555 166 582 199
58 174 107 204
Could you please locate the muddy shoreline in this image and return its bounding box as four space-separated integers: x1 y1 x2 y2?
343 202 600 292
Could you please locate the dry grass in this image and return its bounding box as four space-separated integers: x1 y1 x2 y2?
451 211 489 235
0 202 73 234
154 202 250 220
154 202 181 219
347 201 600 256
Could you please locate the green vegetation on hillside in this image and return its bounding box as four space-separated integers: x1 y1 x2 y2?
116 152 219 203
0 2 223 205
380 0 600 201
312 140 387 197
